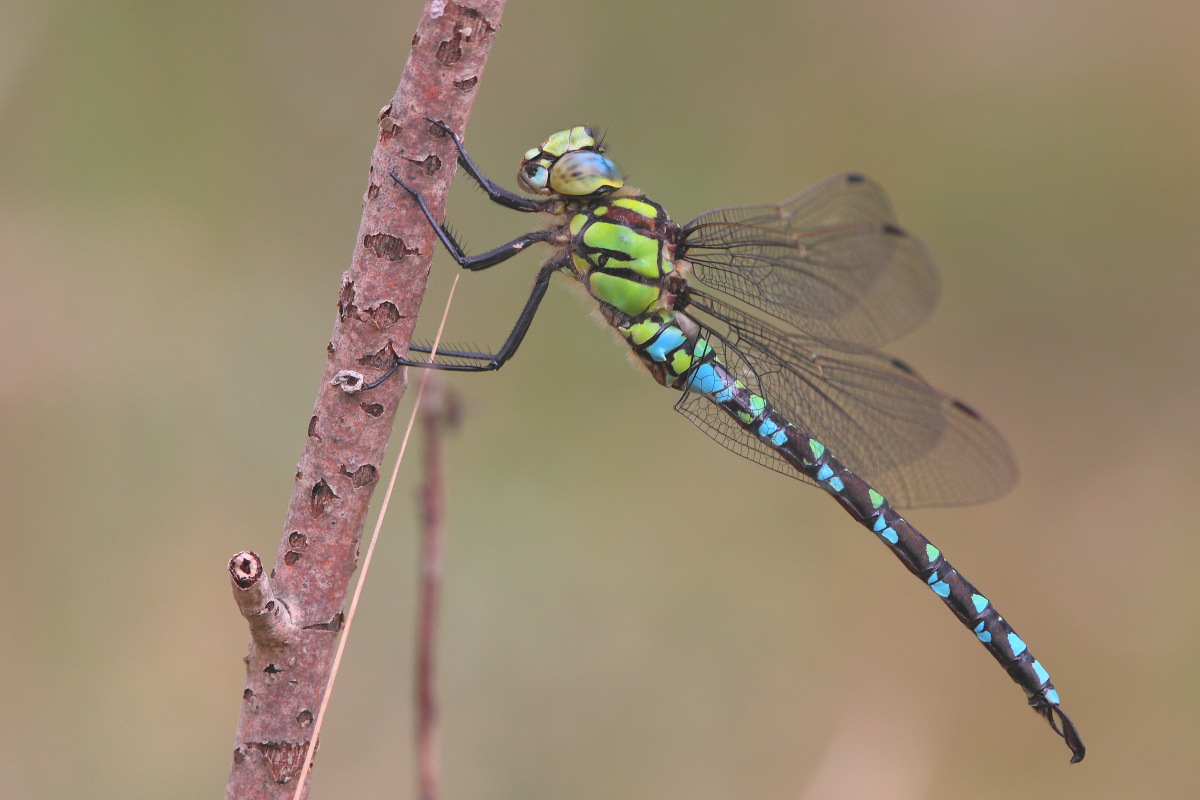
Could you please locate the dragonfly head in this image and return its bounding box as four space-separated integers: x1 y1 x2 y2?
517 127 624 198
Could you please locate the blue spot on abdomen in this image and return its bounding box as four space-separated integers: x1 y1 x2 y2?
687 363 727 395
644 327 686 362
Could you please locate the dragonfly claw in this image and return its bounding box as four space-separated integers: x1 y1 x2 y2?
388 168 418 197
423 116 454 135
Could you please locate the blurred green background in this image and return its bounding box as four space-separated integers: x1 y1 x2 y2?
2 1 1197 798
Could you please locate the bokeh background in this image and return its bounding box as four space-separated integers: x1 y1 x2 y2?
2 1 1197 798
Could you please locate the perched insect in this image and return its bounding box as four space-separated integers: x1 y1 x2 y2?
356 119 1084 762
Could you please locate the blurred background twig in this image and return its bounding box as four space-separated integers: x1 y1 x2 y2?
416 377 459 800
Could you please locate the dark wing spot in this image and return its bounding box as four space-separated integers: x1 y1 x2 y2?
951 399 982 420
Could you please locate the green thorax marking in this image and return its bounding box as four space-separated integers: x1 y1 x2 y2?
567 194 678 317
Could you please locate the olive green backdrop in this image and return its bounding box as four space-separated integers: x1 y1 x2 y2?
1 1 1195 798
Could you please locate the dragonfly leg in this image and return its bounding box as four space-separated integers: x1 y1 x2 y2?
390 169 553 271
423 118 545 212
359 260 560 387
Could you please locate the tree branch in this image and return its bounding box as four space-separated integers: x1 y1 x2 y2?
225 3 507 798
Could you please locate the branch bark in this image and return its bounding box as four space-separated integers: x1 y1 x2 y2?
226 3 507 798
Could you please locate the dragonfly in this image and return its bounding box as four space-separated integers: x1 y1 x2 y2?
350 119 1084 763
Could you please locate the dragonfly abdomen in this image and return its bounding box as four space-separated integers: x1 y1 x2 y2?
624 313 1084 762
783 445 1083 760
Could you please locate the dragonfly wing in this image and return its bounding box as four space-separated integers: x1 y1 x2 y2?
681 174 939 348
676 293 1017 508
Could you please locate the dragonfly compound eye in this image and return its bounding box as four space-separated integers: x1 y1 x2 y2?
518 161 551 194
548 150 623 197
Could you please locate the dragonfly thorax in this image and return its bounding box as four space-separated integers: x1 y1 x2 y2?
565 194 686 320
517 127 624 198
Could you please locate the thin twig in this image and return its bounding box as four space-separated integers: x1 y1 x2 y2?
416 378 459 800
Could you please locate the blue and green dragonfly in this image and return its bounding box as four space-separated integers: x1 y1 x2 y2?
358 119 1084 762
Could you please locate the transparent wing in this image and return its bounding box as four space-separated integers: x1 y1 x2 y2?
681 174 939 348
675 292 1017 508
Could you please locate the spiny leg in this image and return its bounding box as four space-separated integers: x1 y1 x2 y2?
422 118 546 212
349 154 566 387
357 260 561 388
390 169 553 271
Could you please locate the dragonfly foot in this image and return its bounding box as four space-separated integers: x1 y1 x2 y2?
331 355 404 393
389 168 418 197
423 116 453 136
